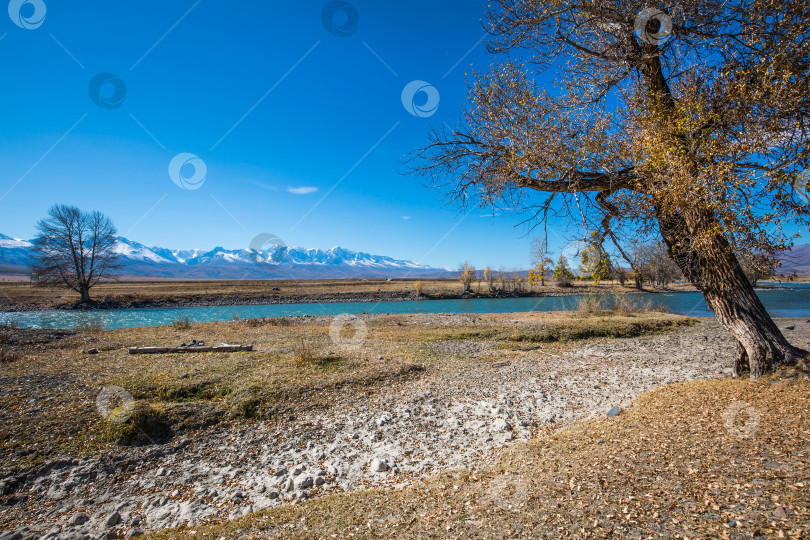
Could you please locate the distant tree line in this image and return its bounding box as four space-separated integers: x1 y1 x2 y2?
457 262 528 295
456 233 778 292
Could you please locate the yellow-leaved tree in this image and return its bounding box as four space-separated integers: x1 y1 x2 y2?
531 238 554 286
458 261 476 293
483 266 494 292
412 0 810 378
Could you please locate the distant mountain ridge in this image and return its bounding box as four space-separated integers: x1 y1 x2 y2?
2 233 808 279
0 233 454 279
778 243 810 276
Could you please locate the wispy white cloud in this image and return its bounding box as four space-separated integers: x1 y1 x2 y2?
402 216 411 220
248 179 278 190
287 186 318 195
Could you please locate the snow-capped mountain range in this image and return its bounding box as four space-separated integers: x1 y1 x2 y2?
0 233 453 279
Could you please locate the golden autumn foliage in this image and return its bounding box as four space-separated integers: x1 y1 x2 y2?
413 0 810 377
458 261 477 293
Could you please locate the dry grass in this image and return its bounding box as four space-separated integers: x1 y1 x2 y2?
0 318 427 470
0 311 692 472
575 294 606 314
75 320 103 333
574 293 665 315
149 374 810 539
171 316 192 330
423 311 692 346
291 337 342 369
0 348 21 363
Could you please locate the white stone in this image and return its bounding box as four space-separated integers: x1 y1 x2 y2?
293 474 313 489
368 458 389 473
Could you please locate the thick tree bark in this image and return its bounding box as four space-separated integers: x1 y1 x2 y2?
79 285 92 304
634 40 808 377
656 209 806 378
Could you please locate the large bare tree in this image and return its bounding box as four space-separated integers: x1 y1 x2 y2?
413 0 809 378
31 205 120 304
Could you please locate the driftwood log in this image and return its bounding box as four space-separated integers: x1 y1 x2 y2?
128 345 253 355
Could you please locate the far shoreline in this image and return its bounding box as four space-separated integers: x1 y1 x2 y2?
0 277 803 313
0 288 689 313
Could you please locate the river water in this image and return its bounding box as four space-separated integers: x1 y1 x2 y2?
1 284 808 330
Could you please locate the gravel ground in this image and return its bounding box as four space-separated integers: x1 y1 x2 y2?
1 316 807 539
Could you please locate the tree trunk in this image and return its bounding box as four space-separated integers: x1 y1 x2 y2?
656 210 806 379
79 285 92 304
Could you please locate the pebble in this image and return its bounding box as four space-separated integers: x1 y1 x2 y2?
103 511 120 528
68 513 89 526
293 475 313 489
607 407 622 418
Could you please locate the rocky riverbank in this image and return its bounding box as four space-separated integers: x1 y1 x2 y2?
4 314 805 538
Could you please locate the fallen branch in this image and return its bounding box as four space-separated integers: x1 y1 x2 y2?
128 344 253 355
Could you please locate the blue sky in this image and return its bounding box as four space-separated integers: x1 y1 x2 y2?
1 0 558 270
1 1 805 271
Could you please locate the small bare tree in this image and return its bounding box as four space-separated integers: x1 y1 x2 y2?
627 240 652 289
613 265 628 287
31 205 119 304
738 251 775 287
501 267 518 292
496 268 506 292
647 242 682 287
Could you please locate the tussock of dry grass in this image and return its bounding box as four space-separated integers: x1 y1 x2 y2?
171 316 191 330
0 348 21 363
150 374 810 539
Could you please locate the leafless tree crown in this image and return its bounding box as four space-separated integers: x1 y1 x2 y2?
31 205 120 302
